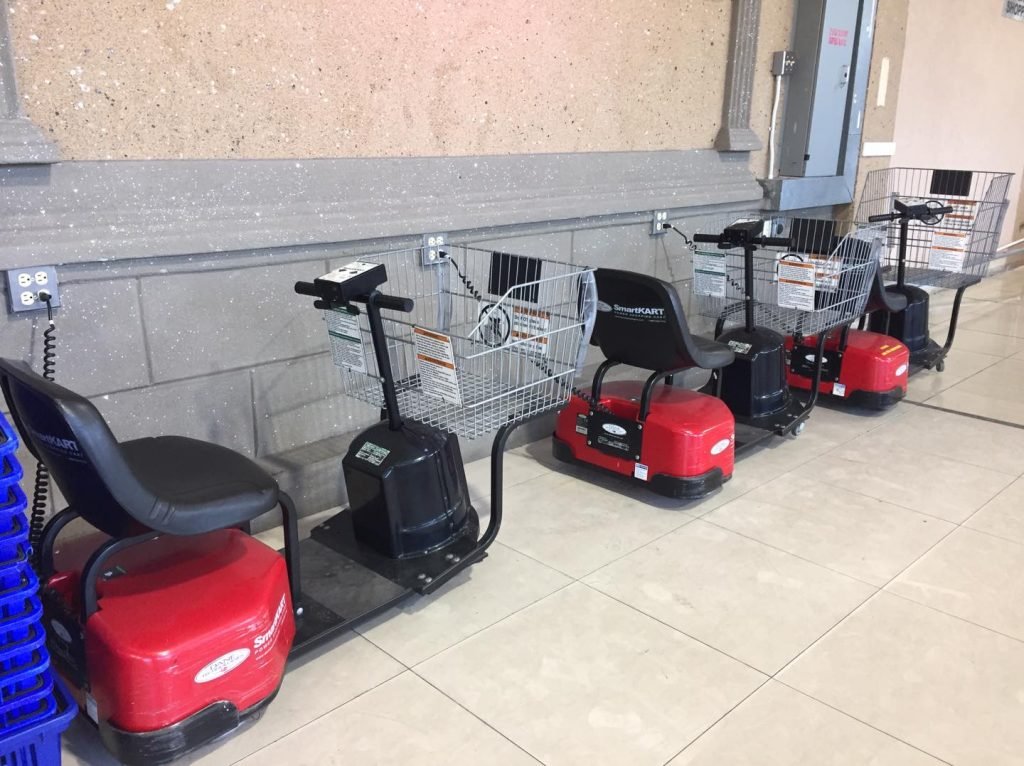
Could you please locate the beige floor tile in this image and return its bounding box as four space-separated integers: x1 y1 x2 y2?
585 520 874 673
946 327 1024 357
959 302 1024 338
493 471 694 578
928 388 1024 427
236 672 539 766
904 348 1001 402
807 443 1016 523
669 681 944 766
781 592 1024 766
863 405 1024 475
708 476 955 586
965 476 1024 543
418 584 765 766
357 542 571 666
965 273 1024 303
927 357 1024 426
464 450 553 503
887 527 1024 640
189 635 404 765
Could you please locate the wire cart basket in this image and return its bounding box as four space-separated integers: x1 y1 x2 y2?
691 217 885 340
855 167 1013 290
323 245 595 441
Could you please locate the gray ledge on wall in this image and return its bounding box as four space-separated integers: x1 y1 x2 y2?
0 0 60 165
0 150 763 268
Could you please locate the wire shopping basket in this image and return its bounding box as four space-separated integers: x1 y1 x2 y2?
690 216 885 339
323 245 595 440
855 167 1013 289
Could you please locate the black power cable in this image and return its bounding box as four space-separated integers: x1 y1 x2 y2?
28 292 55 569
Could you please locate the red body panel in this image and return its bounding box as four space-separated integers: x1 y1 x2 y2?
554 380 735 481
786 329 909 399
49 530 293 733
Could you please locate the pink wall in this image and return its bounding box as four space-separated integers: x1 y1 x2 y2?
891 0 1024 244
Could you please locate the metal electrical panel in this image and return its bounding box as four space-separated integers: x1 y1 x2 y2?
779 0 862 178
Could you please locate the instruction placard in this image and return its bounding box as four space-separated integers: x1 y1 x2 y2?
414 327 463 405
327 312 367 374
927 229 971 272
692 250 727 297
510 306 550 357
777 258 816 311
318 261 378 283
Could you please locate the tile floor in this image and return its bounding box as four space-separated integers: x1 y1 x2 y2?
62 267 1024 766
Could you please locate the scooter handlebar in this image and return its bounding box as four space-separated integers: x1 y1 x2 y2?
372 294 415 313
691 234 719 243
293 282 415 313
761 236 792 248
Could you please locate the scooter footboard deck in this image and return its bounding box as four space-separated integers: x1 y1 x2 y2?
290 536 412 658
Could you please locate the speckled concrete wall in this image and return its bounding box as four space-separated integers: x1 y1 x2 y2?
8 0 793 160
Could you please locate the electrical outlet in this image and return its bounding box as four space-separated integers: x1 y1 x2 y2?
5 266 61 314
650 211 669 236
421 233 450 266
771 50 796 76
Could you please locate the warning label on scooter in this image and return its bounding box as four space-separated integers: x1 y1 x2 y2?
693 250 726 297
355 441 391 466
777 257 816 310
928 229 970 272
327 311 367 374
414 327 463 405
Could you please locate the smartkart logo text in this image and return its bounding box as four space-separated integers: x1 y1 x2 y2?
254 594 288 655
606 304 666 321
29 429 82 458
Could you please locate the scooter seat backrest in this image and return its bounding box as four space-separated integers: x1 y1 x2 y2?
593 269 733 372
0 359 150 539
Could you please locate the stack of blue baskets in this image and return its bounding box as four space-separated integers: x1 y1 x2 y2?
0 412 76 765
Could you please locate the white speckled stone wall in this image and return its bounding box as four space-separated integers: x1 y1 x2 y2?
8 0 794 160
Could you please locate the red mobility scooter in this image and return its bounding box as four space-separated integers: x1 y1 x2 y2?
553 269 737 499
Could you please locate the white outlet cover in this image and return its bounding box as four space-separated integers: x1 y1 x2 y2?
17 274 31 287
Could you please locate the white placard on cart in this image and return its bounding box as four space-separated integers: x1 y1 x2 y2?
328 312 367 374
511 306 550 357
928 229 971 273
693 250 727 297
777 258 816 311
413 327 463 405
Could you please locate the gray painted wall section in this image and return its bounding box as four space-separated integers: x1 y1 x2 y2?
0 150 760 267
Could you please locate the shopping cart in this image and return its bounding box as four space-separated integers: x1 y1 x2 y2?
676 215 883 446
854 167 1013 371
323 245 596 439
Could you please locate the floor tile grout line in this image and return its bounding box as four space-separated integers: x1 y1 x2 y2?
409 670 548 766
878 588 1024 649
801 451 1015 523
660 676 775 766
697 514 917 590
397 580 577 670
939 518 1024 549
906 398 1024 433
577 581 771 678
768 680 956 766
766 518 964 683
226 662 408 766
